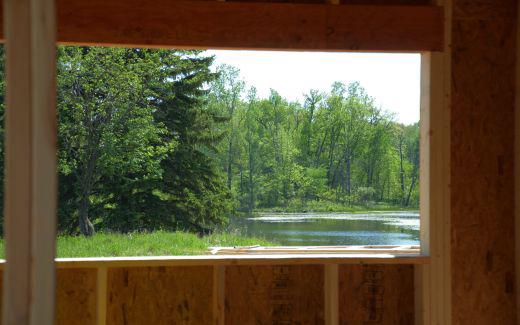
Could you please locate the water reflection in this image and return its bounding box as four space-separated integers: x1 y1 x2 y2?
231 211 420 246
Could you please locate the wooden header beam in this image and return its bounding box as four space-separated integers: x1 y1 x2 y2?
0 0 443 52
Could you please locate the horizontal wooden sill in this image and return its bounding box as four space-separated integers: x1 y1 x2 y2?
209 245 420 255
0 246 427 268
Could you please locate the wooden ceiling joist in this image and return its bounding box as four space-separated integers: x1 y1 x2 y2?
1 0 443 51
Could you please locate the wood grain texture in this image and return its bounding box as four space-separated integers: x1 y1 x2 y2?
451 0 517 323
0 1 443 51
47 255 429 268
0 269 97 325
2 0 57 324
106 266 213 325
341 0 431 4
228 0 325 3
225 265 324 324
56 269 97 325
338 265 414 324
56 1 443 51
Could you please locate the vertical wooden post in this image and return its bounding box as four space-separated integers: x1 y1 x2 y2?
213 265 226 325
415 0 451 322
324 264 339 325
97 266 108 325
2 0 57 324
515 1 520 318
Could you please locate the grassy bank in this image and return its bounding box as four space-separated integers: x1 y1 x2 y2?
0 231 276 258
254 201 418 213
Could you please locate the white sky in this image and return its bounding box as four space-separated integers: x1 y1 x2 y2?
208 50 420 125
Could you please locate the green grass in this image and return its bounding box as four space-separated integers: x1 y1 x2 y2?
0 231 277 258
254 201 418 213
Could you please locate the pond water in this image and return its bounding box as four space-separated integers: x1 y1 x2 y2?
231 211 420 246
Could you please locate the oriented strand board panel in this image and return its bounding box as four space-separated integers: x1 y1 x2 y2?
338 265 414 324
56 268 97 325
451 0 517 323
341 0 430 4
0 268 96 325
56 1 443 51
229 0 325 3
0 270 2 320
107 266 213 325
0 1 443 52
226 265 324 324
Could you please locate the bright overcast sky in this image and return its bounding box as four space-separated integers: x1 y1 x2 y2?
207 50 420 125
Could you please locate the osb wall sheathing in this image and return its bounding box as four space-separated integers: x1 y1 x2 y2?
340 0 431 4
106 266 213 325
0 264 416 324
56 269 97 325
339 265 414 324
451 0 517 323
225 265 325 324
229 0 433 4
0 269 97 325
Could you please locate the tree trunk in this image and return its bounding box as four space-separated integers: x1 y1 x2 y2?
346 156 351 197
405 152 419 206
248 142 254 213
398 137 406 205
314 131 327 167
77 148 98 236
226 137 233 190
78 194 95 236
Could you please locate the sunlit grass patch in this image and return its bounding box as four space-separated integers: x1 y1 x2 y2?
0 231 277 259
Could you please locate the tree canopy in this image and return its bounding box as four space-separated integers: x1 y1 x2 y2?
210 65 419 213
0 46 419 236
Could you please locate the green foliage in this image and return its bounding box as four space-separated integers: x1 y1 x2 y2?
0 231 276 258
209 75 420 213
0 46 419 237
55 47 232 235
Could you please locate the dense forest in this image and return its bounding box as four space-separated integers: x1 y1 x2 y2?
210 65 419 215
0 47 419 236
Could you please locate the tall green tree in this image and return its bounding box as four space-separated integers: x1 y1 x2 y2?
149 50 232 234
57 47 172 235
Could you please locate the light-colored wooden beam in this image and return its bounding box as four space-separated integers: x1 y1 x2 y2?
0 255 429 271
0 1 443 52
324 264 339 325
213 266 226 325
2 0 57 324
514 1 520 325
415 1 451 324
96 266 108 325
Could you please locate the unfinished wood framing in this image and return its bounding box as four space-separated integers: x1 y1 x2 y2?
225 265 325 324
0 0 454 324
516 0 520 321
413 0 452 324
339 265 415 323
48 255 428 267
415 53 451 325
0 1 443 52
2 0 57 324
324 265 339 325
96 266 108 325
107 266 214 324
451 0 517 323
3 0 520 323
213 266 226 325
0 262 418 324
55 269 97 325
210 245 420 255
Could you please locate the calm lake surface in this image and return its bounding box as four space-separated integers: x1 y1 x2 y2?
231 211 420 246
